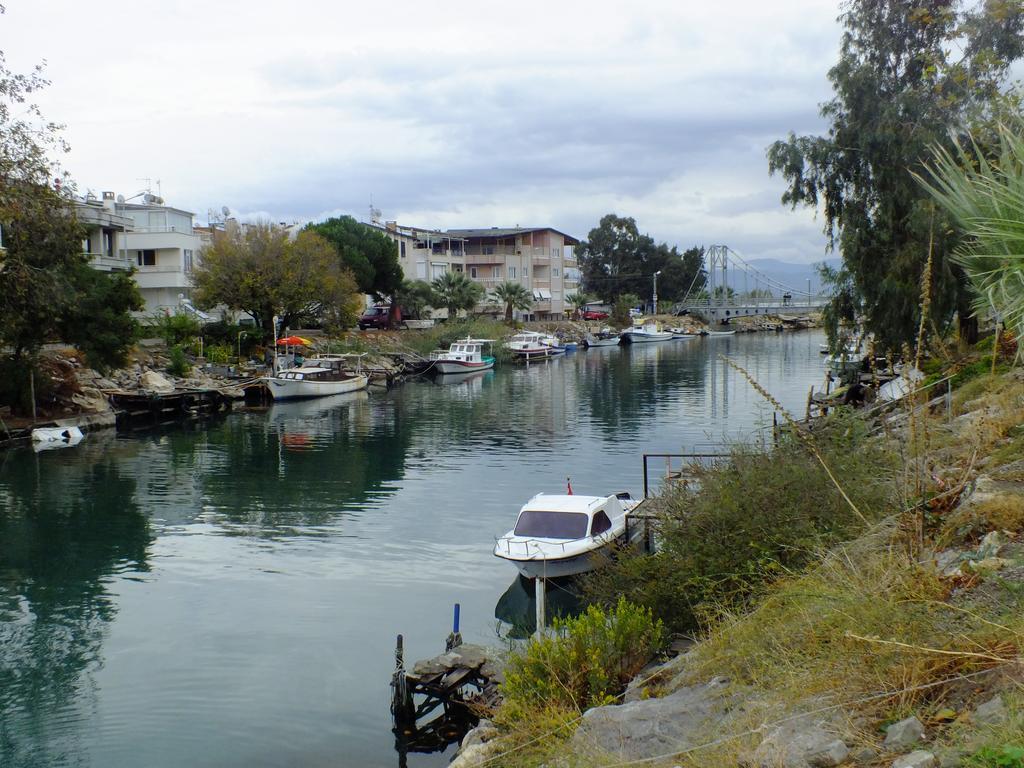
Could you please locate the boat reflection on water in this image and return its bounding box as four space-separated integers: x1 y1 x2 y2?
268 389 370 451
494 574 584 638
431 368 494 387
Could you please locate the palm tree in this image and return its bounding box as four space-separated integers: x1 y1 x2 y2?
567 292 592 320
431 271 485 320
919 121 1024 358
491 281 533 322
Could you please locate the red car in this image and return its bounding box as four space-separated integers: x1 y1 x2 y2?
582 309 610 320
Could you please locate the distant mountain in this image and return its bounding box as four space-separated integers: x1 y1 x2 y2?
722 257 842 296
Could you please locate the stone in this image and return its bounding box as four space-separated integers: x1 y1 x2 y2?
751 718 849 768
460 720 499 751
71 389 112 414
410 644 490 677
571 677 736 761
973 695 1008 725
448 741 495 768
884 716 925 751
139 370 175 393
937 752 963 768
852 746 879 764
892 750 936 768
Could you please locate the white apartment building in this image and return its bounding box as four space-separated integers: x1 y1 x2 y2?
375 221 580 320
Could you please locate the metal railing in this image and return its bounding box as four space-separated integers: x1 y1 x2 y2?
641 451 730 498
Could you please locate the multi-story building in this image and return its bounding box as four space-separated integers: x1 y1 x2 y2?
375 221 580 320
120 198 203 316
74 192 134 272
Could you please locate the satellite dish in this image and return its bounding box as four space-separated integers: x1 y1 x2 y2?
222 206 230 217
116 194 125 203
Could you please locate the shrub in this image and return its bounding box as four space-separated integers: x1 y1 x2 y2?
167 345 191 377
583 411 898 634
500 597 664 719
966 745 1024 768
147 313 200 347
205 344 233 364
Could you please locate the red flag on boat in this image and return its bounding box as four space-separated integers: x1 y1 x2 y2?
566 477 573 495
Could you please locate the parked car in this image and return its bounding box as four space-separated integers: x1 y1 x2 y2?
582 309 610 320
358 306 391 330
628 308 643 318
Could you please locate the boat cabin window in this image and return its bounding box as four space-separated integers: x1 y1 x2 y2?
590 511 612 535
514 511 588 539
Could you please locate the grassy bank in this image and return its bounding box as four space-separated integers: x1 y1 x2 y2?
477 364 1024 767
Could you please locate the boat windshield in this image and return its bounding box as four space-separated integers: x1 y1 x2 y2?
514 511 589 539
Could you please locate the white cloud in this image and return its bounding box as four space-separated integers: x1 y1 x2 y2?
3 0 842 261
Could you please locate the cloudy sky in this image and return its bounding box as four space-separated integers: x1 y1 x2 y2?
3 0 842 262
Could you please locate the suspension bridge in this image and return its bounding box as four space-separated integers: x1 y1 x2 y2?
678 245 829 323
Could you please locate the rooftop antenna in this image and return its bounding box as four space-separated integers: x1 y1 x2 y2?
222 206 231 218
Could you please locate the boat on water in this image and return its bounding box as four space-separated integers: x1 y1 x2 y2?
31 425 85 451
667 327 697 339
266 355 368 400
494 491 643 579
584 329 621 347
507 332 563 361
539 334 567 355
620 319 673 344
705 329 736 337
429 338 495 374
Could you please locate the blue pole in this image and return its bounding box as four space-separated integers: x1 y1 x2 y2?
453 603 461 634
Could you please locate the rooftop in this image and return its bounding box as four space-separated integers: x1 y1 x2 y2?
446 227 580 245
522 493 607 513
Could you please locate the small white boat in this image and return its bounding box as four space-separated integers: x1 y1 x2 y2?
668 327 697 339
507 332 561 361
539 334 567 355
705 329 736 337
585 329 621 347
31 425 85 450
620 320 673 344
494 491 643 579
878 367 925 402
266 355 368 400
430 338 495 374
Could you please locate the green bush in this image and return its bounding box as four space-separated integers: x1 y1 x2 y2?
167 345 191 377
583 411 898 634
966 745 1024 768
501 597 664 718
205 344 233 364
146 313 200 347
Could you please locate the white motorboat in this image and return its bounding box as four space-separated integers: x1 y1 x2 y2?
507 332 561 361
429 338 495 374
31 425 85 451
539 334 567 355
705 329 736 337
494 491 643 579
266 355 369 400
585 329 621 347
620 320 673 344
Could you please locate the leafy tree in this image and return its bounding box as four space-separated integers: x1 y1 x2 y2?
431 271 485 319
567 291 592 319
490 281 533 322
393 279 437 320
59 265 143 373
611 293 642 326
193 223 361 341
768 0 1024 351
576 214 704 304
306 215 403 300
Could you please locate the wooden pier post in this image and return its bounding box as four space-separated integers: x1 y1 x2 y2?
390 633 414 724
535 577 546 638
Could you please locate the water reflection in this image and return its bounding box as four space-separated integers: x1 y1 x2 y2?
494 576 583 639
0 436 150 768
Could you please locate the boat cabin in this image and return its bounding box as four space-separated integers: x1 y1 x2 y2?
276 356 361 382
512 494 625 540
430 338 492 363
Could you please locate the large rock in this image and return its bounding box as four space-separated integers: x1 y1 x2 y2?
750 718 849 768
973 695 1008 725
892 750 936 768
410 644 491 677
139 370 175 393
884 716 925 751
571 677 738 761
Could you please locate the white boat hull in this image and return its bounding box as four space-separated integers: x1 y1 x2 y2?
621 332 673 343
434 358 494 374
266 374 369 400
585 336 620 347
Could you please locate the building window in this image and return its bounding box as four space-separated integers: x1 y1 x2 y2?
400 241 406 258
553 267 560 277
523 266 528 277
483 246 495 255
491 266 501 279
508 266 517 279
431 263 447 279
102 231 114 257
137 249 156 266
183 249 194 273
82 238 90 254
469 267 478 278
416 261 427 279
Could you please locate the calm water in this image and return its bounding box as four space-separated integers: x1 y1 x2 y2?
0 331 827 768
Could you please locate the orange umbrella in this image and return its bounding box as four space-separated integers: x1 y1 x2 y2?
276 336 312 346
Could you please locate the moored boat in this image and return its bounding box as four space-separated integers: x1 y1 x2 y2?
429 338 496 374
494 491 643 579
584 329 621 347
620 319 673 344
667 327 697 339
705 329 736 337
266 355 369 400
507 332 560 361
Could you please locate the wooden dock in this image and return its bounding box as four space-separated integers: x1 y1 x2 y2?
109 388 233 430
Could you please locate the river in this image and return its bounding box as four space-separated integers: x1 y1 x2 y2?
0 330 827 768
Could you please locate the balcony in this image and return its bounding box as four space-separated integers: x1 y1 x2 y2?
87 252 132 272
